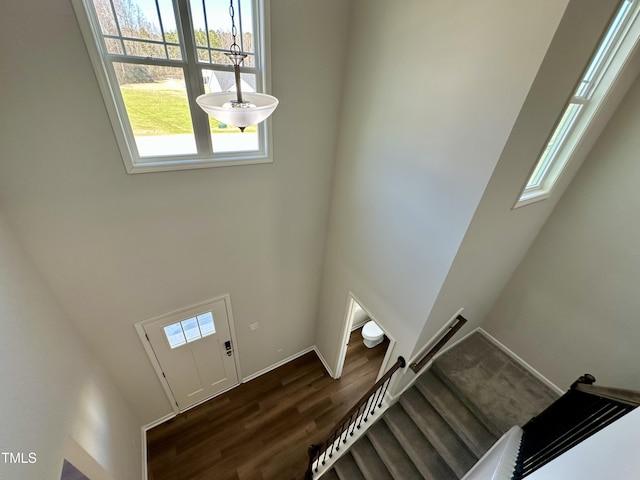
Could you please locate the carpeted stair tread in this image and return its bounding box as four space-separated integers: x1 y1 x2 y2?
399 386 477 477
317 331 559 480
415 370 497 458
350 435 394 480
432 332 559 435
384 403 458 479
333 452 366 480
368 421 423 480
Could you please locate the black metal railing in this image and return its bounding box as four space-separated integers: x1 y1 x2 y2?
409 314 467 373
305 356 406 480
512 374 640 479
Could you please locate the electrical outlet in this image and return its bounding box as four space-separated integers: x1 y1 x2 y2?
249 322 259 331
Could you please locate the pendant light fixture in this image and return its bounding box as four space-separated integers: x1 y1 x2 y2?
196 0 278 132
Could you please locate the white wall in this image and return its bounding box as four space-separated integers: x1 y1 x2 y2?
0 0 349 423
0 212 140 480
315 0 569 372
408 0 623 361
483 69 640 392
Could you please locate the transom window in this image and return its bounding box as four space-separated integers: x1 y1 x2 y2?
73 0 272 173
516 0 639 207
163 312 216 348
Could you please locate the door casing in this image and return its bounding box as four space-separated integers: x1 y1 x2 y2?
135 294 243 414
334 292 396 381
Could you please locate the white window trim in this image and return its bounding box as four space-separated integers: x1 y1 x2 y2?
515 0 640 208
72 0 274 174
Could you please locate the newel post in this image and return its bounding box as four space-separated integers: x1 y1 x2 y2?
305 444 319 480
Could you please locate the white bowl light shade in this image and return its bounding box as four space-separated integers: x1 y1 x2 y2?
196 92 279 128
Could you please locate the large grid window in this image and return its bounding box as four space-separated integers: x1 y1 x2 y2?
73 0 271 173
516 0 639 207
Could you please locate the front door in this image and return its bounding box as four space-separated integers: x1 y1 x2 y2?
142 297 239 411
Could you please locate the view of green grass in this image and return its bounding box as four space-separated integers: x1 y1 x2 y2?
120 81 257 135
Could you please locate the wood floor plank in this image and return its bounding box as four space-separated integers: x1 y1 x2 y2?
147 328 389 480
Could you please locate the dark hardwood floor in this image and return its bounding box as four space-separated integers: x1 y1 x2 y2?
147 327 389 480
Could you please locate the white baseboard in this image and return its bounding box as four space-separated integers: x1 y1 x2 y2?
478 328 564 396
143 412 178 431
313 345 337 379
141 426 148 480
351 320 367 331
391 326 564 401
141 412 176 479
242 346 315 383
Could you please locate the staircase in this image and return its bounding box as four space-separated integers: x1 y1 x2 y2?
320 331 559 479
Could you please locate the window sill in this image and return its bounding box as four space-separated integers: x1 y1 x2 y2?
513 189 551 209
124 154 273 174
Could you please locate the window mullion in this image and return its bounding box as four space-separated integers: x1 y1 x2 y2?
106 0 127 55
238 0 245 53
176 0 213 156
201 0 213 64
154 0 170 59
104 54 184 68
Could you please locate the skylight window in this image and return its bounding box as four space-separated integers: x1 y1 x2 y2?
516 0 639 207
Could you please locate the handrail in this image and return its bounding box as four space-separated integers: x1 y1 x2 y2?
305 356 406 480
512 374 640 479
334 356 406 431
572 376 640 406
409 314 467 373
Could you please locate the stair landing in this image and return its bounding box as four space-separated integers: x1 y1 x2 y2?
433 331 559 436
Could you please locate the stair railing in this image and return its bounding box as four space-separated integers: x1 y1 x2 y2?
305 356 406 480
409 314 467 373
512 374 640 479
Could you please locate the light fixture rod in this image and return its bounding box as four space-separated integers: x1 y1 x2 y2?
233 64 243 105
228 0 244 106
